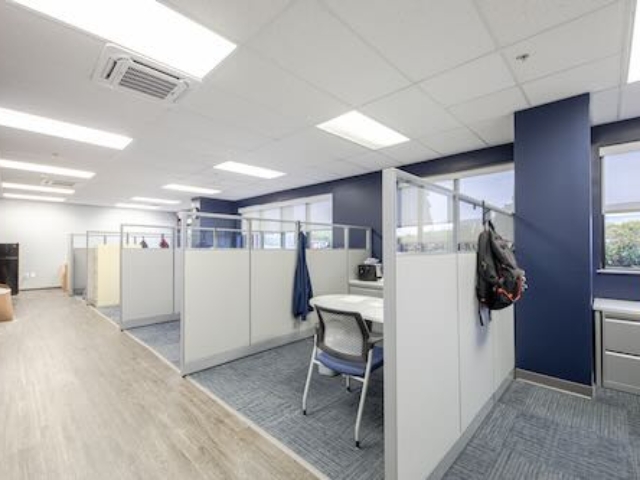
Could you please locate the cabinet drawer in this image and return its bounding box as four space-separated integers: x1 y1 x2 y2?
603 351 640 394
604 317 640 356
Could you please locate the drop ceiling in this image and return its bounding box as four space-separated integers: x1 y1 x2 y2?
0 0 635 210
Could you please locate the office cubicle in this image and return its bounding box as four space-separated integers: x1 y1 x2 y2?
383 168 515 480
67 233 88 297
178 211 371 375
85 231 122 310
119 224 180 329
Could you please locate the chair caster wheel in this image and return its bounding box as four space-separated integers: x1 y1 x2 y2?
303 409 307 416
355 441 360 449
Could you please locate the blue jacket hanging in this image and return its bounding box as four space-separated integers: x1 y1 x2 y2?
292 231 314 320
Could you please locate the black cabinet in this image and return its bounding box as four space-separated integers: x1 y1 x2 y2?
0 243 19 295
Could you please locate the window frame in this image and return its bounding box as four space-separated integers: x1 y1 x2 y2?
599 142 640 273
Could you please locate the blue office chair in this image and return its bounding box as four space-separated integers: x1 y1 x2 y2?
302 306 383 448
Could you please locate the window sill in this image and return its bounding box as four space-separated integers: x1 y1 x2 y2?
596 269 640 276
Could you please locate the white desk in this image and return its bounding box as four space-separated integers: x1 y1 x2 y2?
310 294 384 324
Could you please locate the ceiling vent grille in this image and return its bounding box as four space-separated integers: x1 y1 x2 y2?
93 45 195 103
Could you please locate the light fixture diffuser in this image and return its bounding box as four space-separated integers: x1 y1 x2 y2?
131 196 180 205
629 2 640 83
214 161 285 179
116 203 160 210
163 184 221 195
3 192 66 202
2 182 74 195
0 159 95 179
0 107 132 149
12 0 236 79
317 111 409 150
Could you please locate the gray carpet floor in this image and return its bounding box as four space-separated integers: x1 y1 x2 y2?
127 320 181 367
190 338 384 480
97 305 121 323
444 381 640 480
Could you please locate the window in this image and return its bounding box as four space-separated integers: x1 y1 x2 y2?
423 165 515 250
240 195 333 249
424 165 514 211
602 143 640 270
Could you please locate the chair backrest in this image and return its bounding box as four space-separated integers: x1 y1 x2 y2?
315 306 371 363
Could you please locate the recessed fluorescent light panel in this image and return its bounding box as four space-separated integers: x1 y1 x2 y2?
317 111 409 150
2 182 74 195
3 192 66 203
214 161 285 179
629 2 640 83
163 184 221 195
0 159 95 179
0 107 132 149
12 0 236 79
116 203 160 210
131 196 180 205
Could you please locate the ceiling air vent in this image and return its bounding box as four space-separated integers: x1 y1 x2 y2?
92 45 196 103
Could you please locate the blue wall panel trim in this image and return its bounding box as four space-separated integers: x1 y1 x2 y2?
591 118 640 300
514 95 593 386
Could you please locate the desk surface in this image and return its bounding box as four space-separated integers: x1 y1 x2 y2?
593 298 640 318
310 294 384 324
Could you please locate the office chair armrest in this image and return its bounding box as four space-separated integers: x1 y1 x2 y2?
368 334 384 346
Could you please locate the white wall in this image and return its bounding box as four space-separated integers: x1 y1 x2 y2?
0 199 175 290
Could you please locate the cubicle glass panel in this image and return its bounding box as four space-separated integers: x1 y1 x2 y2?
397 183 420 252
421 189 453 254
491 210 514 243
122 225 175 250
87 232 121 248
186 228 247 250
458 201 483 252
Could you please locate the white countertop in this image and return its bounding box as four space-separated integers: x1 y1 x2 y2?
348 279 384 290
310 294 384 324
593 298 640 317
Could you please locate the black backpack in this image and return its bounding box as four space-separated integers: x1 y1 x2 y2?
476 221 525 324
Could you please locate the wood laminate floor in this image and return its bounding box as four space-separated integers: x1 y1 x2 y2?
0 290 318 480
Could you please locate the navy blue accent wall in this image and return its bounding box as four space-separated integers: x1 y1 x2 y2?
514 95 593 386
591 118 640 301
194 197 240 248
402 144 513 177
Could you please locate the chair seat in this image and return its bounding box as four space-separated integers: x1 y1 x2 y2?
317 347 383 377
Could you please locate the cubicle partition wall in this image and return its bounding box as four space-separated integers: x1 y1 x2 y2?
67 233 88 296
383 169 515 480
119 224 179 329
179 212 371 375
85 231 121 309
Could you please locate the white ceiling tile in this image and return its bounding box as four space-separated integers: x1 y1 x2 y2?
420 127 486 156
420 53 516 106
620 82 640 120
469 115 514 145
162 0 293 44
141 110 272 155
248 0 410 105
345 152 400 173
379 141 439 164
239 128 369 170
449 87 529 124
477 0 618 46
503 2 625 83
523 55 622 106
361 86 460 138
591 87 620 125
207 48 349 126
182 83 302 139
324 0 495 81
317 159 369 177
